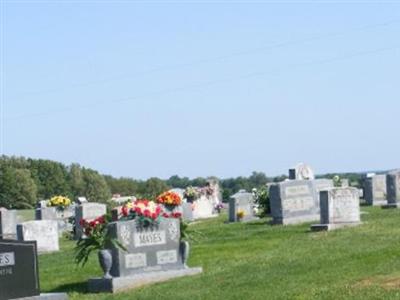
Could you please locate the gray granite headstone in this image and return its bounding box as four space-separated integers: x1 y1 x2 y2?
0 209 17 239
76 197 88 205
0 240 68 300
75 203 107 239
228 190 258 222
311 187 361 231
181 203 194 222
88 218 202 293
313 179 335 203
269 179 333 225
387 173 400 203
35 206 75 234
364 174 387 206
17 220 59 253
0 240 40 299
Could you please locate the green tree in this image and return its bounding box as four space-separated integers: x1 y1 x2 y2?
138 177 170 199
28 159 70 199
68 163 85 198
0 167 37 208
82 169 111 203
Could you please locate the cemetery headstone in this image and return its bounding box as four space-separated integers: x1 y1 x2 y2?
192 195 218 220
181 203 194 222
0 240 68 300
383 172 400 208
88 218 202 293
364 174 387 206
75 203 107 239
289 163 315 180
311 187 361 231
35 206 75 234
228 190 258 222
0 209 17 239
76 197 88 205
269 179 333 225
17 220 59 253
341 179 349 188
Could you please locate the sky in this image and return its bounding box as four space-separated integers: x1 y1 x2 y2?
1 1 400 179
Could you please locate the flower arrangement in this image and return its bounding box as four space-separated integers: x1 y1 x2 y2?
49 195 71 210
200 185 215 197
156 191 182 207
214 203 224 213
75 214 125 267
162 211 182 219
237 209 245 220
184 186 199 202
120 199 163 227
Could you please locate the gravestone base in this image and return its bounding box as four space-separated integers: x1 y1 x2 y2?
13 293 68 300
272 214 320 225
382 203 400 209
0 233 17 239
368 200 387 206
240 216 260 223
310 222 361 231
88 267 203 293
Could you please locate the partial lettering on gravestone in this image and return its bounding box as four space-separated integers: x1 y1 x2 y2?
0 240 40 300
311 187 361 231
0 240 68 300
88 218 202 293
270 180 318 225
17 220 59 253
0 209 17 239
364 174 387 206
75 203 107 239
228 190 258 222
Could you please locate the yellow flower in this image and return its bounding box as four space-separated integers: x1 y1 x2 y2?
237 210 245 220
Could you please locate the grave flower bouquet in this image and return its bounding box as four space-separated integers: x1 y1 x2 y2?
74 214 125 267
184 186 199 202
156 191 182 207
162 211 182 219
237 209 245 221
49 195 71 211
120 199 163 227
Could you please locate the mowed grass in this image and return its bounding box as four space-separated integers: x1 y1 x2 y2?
38 207 400 300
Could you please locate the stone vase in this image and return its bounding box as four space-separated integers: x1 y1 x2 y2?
98 249 113 279
180 240 190 267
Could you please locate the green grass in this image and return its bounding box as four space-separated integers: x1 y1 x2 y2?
16 209 35 221
39 207 400 299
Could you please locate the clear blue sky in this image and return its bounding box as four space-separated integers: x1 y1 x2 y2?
1 1 399 179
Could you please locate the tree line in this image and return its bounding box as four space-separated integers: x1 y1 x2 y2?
0 156 285 209
0 155 364 209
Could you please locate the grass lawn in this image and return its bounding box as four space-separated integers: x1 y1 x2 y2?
39 207 400 300
16 209 35 221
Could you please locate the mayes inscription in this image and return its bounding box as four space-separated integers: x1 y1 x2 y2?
134 230 166 247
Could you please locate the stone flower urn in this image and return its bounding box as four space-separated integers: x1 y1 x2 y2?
98 249 113 279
